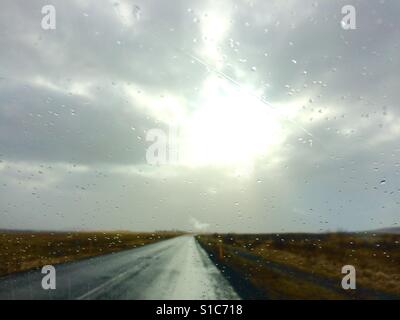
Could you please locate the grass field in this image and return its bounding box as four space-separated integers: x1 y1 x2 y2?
0 230 182 277
196 232 400 299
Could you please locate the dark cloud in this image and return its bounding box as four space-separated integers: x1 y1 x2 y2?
0 78 155 164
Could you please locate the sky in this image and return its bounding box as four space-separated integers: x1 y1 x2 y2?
0 0 399 233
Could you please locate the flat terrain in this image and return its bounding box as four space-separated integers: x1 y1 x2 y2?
2 230 399 300
0 230 181 277
0 236 239 300
197 232 400 299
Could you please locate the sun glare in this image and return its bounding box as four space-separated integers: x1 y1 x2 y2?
181 77 285 168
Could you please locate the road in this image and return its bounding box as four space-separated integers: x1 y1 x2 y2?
0 236 239 300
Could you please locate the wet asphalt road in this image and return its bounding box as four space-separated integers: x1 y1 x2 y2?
0 235 239 300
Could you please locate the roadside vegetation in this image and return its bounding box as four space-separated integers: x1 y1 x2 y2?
196 232 400 299
0 230 183 277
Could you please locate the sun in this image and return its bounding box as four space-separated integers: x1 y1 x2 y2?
180 77 285 169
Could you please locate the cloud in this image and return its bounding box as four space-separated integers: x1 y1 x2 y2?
189 217 210 232
0 0 399 232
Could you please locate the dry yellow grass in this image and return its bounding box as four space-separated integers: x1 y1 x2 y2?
197 232 400 299
0 230 183 277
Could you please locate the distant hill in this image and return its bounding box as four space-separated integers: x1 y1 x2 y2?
367 227 400 234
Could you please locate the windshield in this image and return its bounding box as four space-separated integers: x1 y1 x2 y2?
0 0 399 301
